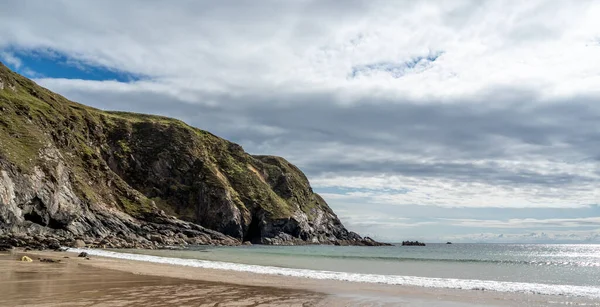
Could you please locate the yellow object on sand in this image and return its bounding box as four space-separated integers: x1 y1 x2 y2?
20 256 33 262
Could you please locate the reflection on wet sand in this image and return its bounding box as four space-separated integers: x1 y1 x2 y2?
0 252 324 307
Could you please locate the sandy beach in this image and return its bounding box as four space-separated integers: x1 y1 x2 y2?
1 249 598 307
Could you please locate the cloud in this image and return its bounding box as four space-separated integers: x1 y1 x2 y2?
349 51 444 79
2 1 600 99
317 202 600 242
336 213 436 229
0 51 21 68
441 217 600 228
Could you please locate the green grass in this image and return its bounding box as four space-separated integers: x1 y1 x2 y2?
117 139 131 154
118 196 154 217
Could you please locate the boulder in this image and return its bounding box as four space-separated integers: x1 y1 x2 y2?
72 240 86 248
20 256 33 262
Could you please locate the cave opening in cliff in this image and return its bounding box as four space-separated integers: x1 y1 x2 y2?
20 197 66 230
244 216 261 243
23 210 45 226
21 197 48 227
23 209 65 230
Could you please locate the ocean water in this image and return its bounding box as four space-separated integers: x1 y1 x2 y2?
72 243 600 299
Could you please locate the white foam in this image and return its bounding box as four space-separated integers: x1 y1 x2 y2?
69 248 600 299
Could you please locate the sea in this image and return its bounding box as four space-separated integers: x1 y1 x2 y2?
72 243 600 300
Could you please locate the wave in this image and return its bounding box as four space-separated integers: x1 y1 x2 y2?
217 250 600 267
316 254 600 267
68 248 600 299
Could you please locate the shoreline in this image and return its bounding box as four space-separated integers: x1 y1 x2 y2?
1 249 599 307
0 250 324 307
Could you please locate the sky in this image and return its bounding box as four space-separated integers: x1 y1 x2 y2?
1 0 600 243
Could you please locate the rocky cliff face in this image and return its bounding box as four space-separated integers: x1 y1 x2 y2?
0 62 384 248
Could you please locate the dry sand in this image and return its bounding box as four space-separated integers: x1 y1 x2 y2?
1 249 597 307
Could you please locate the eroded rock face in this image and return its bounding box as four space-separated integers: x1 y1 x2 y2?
0 61 387 248
0 155 238 249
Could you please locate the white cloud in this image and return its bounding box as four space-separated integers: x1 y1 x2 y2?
0 51 21 69
441 217 600 228
2 1 600 101
312 157 600 208
336 213 436 229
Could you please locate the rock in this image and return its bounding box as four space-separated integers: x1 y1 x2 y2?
39 258 61 263
0 243 12 251
242 241 252 246
401 241 426 246
77 252 88 258
149 235 164 244
47 240 61 250
72 240 86 248
20 256 33 262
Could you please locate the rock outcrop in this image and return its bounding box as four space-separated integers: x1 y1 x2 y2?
0 62 386 248
401 241 426 246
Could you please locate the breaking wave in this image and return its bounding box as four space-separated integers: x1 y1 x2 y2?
68 248 600 299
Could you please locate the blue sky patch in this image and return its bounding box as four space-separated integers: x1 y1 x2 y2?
0 48 143 82
349 51 444 79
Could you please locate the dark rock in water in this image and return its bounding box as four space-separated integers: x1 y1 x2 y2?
78 252 88 258
402 241 426 246
0 62 387 248
446 242 452 244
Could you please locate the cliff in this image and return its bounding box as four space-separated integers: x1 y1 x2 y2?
0 62 383 249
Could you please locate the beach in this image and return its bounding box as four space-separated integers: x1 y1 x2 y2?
1 249 598 307
0 250 324 307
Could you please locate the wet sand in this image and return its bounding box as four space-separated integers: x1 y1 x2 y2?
0 251 324 307
1 249 598 307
